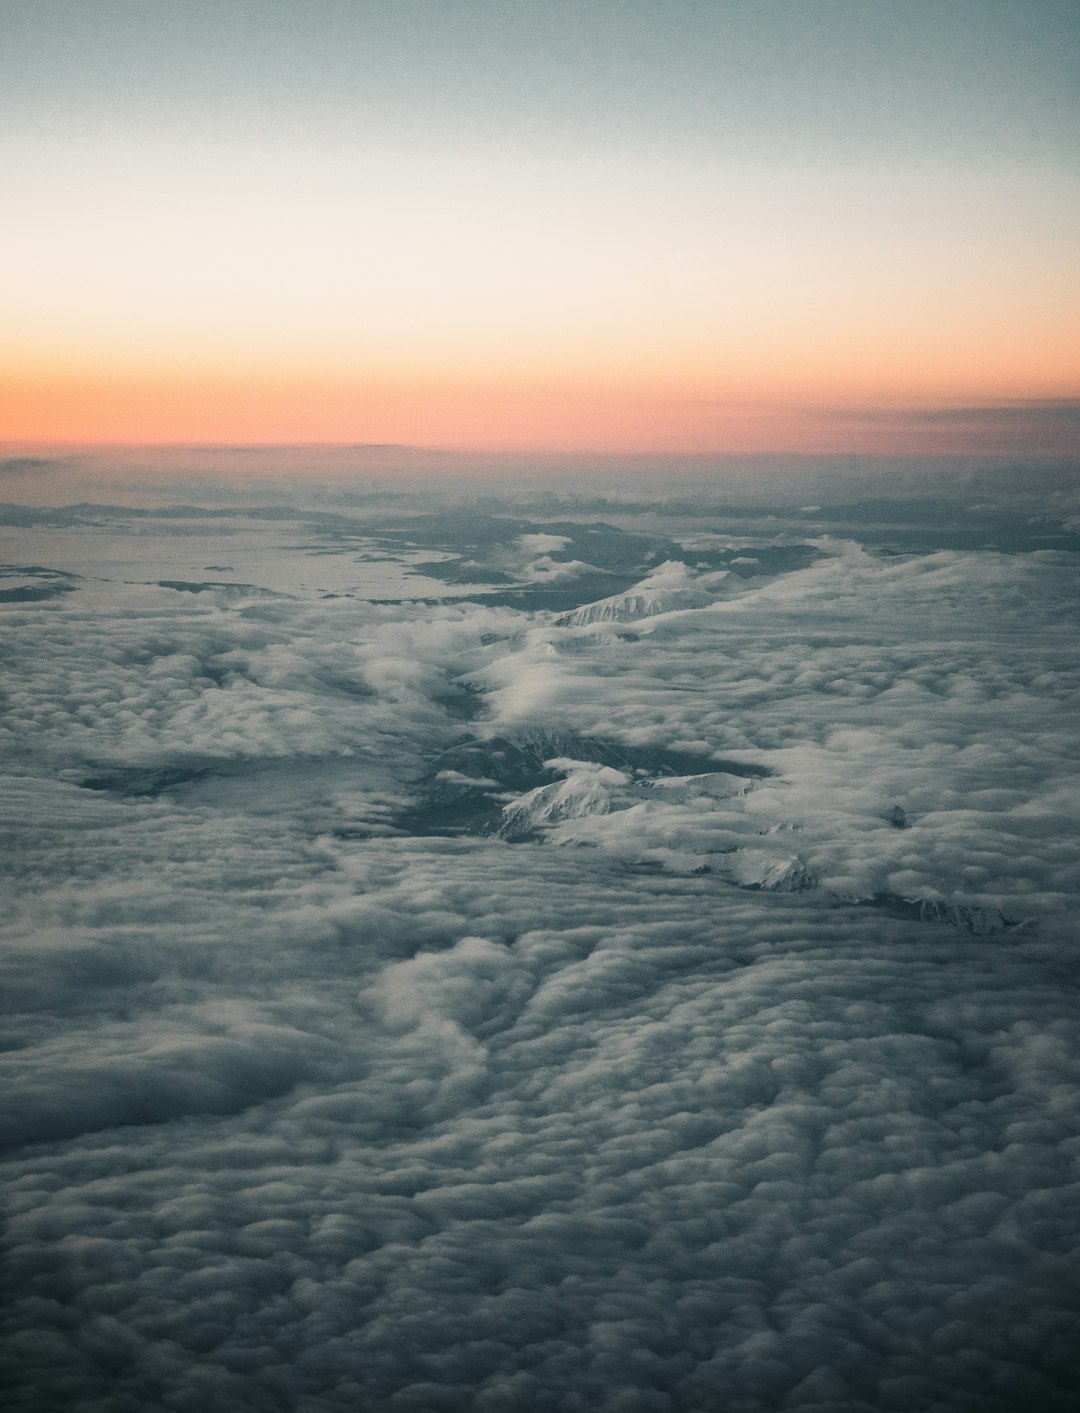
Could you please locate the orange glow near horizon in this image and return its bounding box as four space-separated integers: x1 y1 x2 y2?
4 373 1079 459
3 140 1078 455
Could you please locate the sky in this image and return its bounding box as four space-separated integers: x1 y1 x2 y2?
1 1 1079 454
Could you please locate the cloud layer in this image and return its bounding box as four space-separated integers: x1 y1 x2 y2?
2 489 1078 1411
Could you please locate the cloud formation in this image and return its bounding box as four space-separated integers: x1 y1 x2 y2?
1 488 1078 1411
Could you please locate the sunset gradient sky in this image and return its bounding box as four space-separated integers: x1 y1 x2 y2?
2 1 1078 455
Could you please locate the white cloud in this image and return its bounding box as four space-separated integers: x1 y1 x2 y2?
516 533 572 554
1 495 1077 1411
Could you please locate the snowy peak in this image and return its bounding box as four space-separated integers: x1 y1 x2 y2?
498 762 630 840
729 850 820 893
556 561 719 627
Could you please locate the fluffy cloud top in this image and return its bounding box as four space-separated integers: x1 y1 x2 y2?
1 491 1078 1411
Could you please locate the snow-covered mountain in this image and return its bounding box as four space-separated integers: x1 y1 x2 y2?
555 561 720 627
727 849 820 892
498 763 631 840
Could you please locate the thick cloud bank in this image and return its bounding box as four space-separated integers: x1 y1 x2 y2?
1 484 1078 1410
